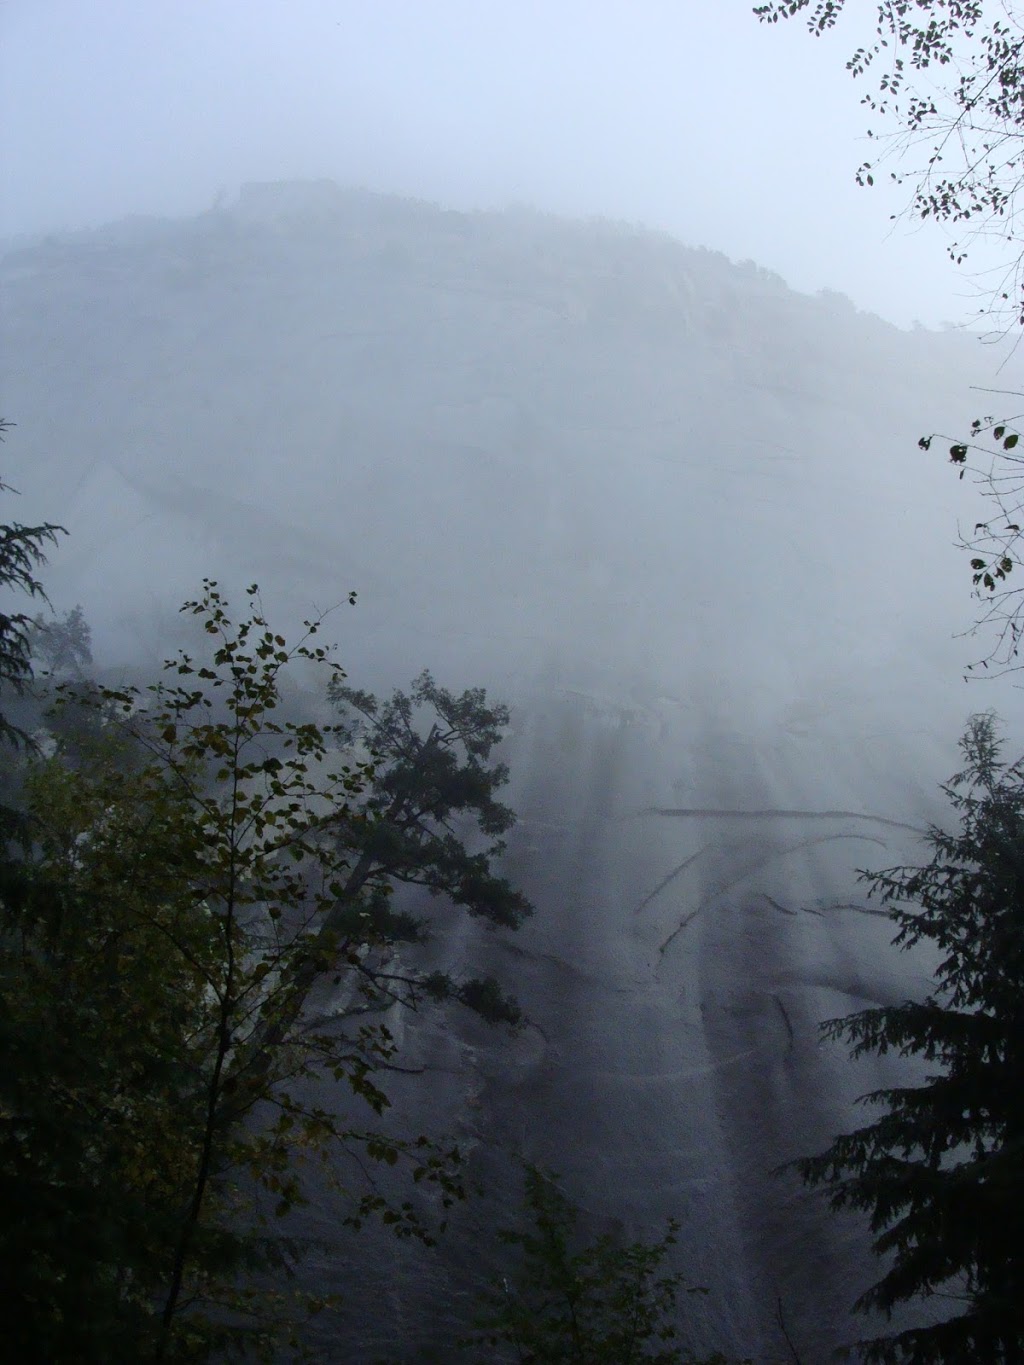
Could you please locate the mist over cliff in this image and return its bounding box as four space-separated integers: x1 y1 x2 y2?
2 181 1018 1359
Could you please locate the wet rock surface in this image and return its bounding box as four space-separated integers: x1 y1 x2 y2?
3 184 1019 1359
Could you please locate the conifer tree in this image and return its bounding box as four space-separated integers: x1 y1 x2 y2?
798 714 1024 1363
0 419 65 748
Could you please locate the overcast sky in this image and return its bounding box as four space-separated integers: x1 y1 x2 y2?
0 0 1007 328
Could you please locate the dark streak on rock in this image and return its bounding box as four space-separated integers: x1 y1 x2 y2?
772 993 795 1055
496 937 601 981
822 901 893 919
762 892 797 917
641 807 925 836
658 910 699 956
639 831 889 926
634 846 707 915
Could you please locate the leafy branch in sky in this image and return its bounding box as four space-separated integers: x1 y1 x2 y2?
756 1 1024 325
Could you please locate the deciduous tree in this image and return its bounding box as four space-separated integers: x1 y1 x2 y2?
756 1 1024 326
753 7 1024 667
1 581 529 1361
461 1165 726 1364
920 402 1024 673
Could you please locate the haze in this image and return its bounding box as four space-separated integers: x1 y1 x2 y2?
0 0 1003 327
5 4 1024 1360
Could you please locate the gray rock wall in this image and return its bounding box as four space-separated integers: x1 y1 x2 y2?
3 183 1020 1359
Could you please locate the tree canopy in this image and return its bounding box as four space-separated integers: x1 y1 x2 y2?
0 581 530 1360
919 405 1024 673
753 7 1024 666
797 714 1024 1362
756 1 1024 325
0 419 66 747
461 1166 726 1365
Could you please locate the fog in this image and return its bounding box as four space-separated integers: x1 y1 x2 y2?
3 177 1023 1355
3 4 1024 1360
1 0 1008 328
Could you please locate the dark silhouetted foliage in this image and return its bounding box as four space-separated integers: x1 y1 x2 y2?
798 714 1024 1362
461 1165 730 1364
1 582 529 1360
0 420 65 747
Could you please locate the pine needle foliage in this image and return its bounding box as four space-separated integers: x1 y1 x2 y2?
0 420 66 747
798 713 1024 1362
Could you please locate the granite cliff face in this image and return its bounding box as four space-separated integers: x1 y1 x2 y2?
2 182 1017 1359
